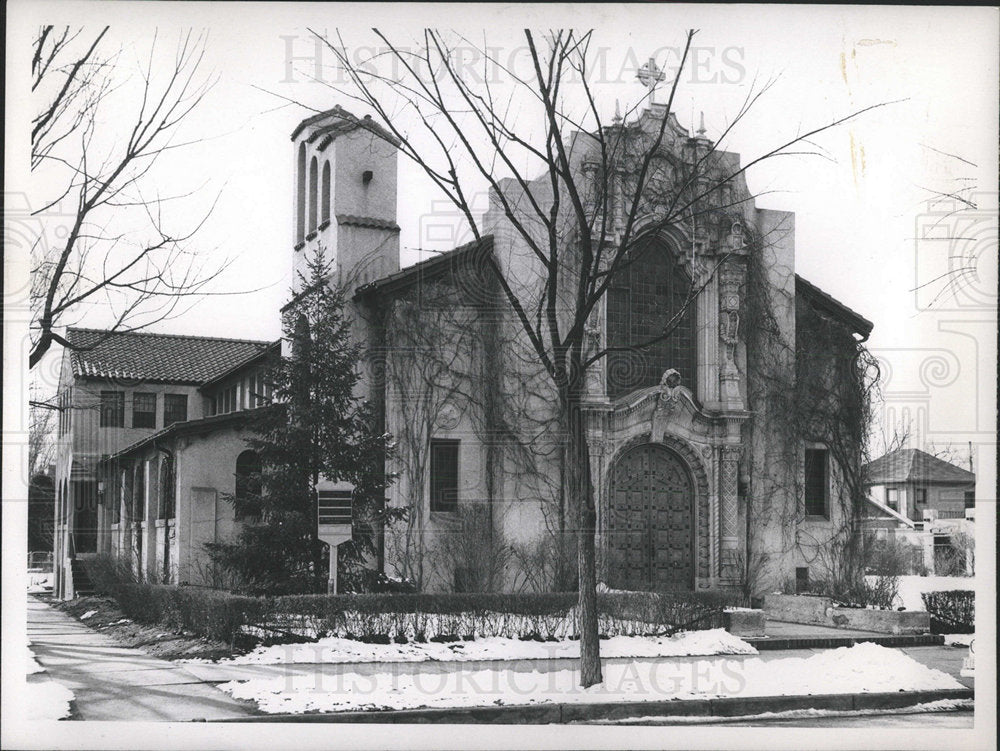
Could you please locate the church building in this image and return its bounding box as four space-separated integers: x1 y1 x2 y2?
55 103 873 599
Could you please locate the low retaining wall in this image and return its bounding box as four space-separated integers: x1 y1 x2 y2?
723 609 766 637
763 595 930 634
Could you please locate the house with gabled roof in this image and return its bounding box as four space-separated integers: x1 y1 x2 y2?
53 328 277 597
863 447 976 575
865 447 976 524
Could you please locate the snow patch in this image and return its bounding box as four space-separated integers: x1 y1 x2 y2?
868 575 975 611
24 643 74 720
24 678 74 720
202 628 756 667
25 645 46 675
220 642 963 715
80 610 98 620
944 633 974 647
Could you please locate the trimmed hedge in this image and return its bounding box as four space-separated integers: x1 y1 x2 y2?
82 556 743 648
921 590 975 634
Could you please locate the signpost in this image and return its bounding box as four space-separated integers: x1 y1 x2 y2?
316 479 354 594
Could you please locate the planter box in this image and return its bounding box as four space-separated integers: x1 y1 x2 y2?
724 609 766 637
827 607 930 634
764 594 930 634
763 594 833 625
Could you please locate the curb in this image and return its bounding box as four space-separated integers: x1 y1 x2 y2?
211 688 974 724
745 634 945 650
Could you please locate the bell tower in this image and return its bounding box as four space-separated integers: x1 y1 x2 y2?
290 106 400 292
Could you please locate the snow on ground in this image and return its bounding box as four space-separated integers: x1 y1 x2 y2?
206 628 756 666
27 572 54 593
24 678 75 721
944 633 974 647
867 575 975 611
24 644 73 720
220 642 963 715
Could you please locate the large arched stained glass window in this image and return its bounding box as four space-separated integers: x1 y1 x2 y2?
605 239 697 401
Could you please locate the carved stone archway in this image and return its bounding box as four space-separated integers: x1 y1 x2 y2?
607 443 694 591
603 431 712 587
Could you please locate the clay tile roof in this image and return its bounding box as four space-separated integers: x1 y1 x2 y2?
66 328 272 385
337 214 400 232
290 105 400 147
864 448 976 485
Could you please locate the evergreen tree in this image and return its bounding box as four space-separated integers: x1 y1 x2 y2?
207 250 401 594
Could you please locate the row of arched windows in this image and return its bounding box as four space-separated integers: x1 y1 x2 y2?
296 143 331 244
111 450 262 525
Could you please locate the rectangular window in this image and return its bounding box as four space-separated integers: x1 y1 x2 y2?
803 448 828 517
163 394 188 425
429 439 460 512
886 487 899 511
913 487 927 506
99 391 124 428
795 567 810 594
132 393 156 429
964 490 975 509
218 385 237 414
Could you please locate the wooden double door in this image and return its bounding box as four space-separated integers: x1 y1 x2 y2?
607 444 694 591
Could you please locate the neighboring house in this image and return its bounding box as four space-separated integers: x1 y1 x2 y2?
53 328 274 598
863 448 976 574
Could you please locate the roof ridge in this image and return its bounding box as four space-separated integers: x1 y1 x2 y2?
354 235 494 298
66 327 272 346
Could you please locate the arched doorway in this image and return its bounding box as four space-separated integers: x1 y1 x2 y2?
607 443 694 591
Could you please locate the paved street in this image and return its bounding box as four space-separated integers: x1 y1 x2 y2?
26 597 255 721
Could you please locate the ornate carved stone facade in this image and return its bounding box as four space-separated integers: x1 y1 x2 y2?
586 371 749 589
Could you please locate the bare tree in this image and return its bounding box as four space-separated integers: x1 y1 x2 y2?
29 402 56 478
312 28 890 687
30 26 225 368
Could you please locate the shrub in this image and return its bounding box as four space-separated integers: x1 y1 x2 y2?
80 556 742 648
864 535 926 576
805 574 899 610
921 590 974 633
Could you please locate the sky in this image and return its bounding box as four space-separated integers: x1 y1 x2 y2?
6 2 997 475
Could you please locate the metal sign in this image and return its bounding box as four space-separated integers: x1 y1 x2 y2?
317 479 354 545
316 478 354 594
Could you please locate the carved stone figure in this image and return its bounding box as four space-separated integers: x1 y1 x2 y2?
651 368 682 441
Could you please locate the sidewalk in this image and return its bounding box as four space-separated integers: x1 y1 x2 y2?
27 597 255 721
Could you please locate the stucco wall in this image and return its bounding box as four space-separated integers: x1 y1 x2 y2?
174 428 254 585
100 424 255 586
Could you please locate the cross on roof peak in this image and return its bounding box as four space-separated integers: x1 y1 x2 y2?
636 57 665 90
